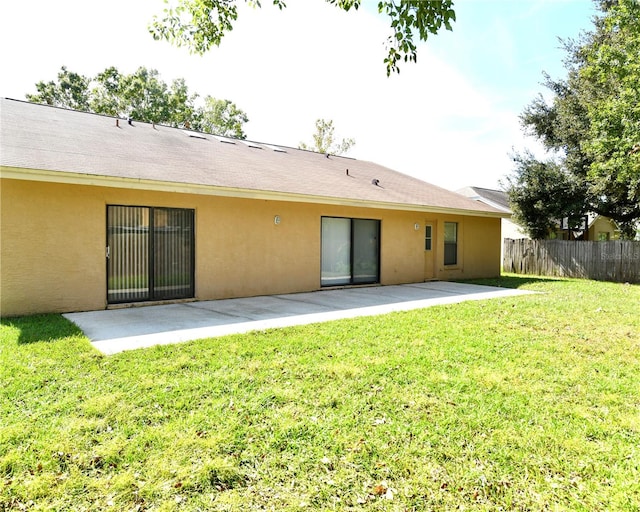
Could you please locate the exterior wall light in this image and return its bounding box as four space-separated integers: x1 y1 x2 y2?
414 223 420 230
274 215 281 225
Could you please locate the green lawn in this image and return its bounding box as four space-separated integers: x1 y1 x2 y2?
1 276 639 511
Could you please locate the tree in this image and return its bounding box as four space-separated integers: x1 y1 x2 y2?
148 0 456 76
25 66 91 111
192 97 249 138
507 0 640 239
299 119 355 155
579 0 640 238
90 67 203 128
504 152 588 239
27 66 249 138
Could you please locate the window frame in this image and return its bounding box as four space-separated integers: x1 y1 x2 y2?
425 225 433 251
444 221 458 266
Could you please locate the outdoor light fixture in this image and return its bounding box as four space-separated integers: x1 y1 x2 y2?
414 223 420 230
274 215 281 225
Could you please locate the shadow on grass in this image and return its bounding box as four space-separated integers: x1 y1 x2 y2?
460 274 567 289
0 314 84 344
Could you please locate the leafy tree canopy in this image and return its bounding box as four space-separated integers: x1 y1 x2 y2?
299 118 355 155
505 152 588 240
196 97 249 139
148 0 456 76
26 66 249 139
26 66 91 112
506 0 640 239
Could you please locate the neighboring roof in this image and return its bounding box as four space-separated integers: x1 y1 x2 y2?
1 99 503 217
456 186 511 213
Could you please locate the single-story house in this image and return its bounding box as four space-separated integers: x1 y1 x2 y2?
1 98 505 317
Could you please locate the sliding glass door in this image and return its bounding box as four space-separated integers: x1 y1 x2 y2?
321 217 380 286
107 205 194 303
321 217 352 286
352 219 380 284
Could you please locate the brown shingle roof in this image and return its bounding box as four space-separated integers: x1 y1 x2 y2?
457 186 511 212
1 98 502 216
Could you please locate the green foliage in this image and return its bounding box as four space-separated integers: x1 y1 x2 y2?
509 0 640 239
376 0 455 75
91 67 198 125
149 0 247 57
520 70 592 178
505 153 587 239
26 66 249 138
580 0 640 238
299 118 355 155
25 66 91 112
192 97 249 139
149 0 456 76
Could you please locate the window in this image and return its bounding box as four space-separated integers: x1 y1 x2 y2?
444 222 458 266
598 232 610 241
321 217 380 286
425 225 432 251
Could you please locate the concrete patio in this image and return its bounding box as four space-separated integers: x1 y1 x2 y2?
64 281 534 355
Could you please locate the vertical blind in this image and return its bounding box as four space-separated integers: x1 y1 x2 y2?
107 206 194 303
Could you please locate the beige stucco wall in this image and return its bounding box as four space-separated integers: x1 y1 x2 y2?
430 214 502 281
1 178 501 316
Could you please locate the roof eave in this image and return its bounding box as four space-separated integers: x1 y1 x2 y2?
1 166 507 219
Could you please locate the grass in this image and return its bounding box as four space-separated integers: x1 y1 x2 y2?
1 275 639 511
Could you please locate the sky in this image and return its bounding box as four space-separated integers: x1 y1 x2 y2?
0 0 598 191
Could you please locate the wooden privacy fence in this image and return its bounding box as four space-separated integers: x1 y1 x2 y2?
503 239 640 283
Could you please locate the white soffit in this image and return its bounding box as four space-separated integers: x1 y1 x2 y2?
210 135 236 144
181 130 208 140
241 140 264 149
263 144 287 153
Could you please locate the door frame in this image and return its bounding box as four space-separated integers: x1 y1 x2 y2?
106 205 195 304
320 216 381 287
424 221 436 280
